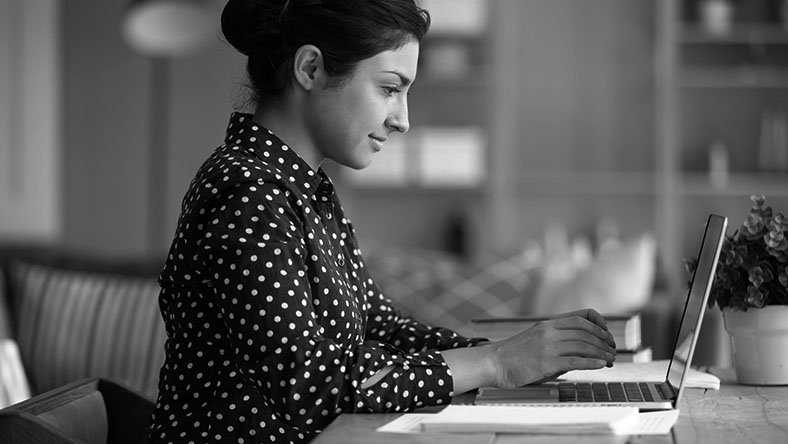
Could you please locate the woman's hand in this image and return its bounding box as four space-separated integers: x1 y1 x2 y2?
490 308 617 387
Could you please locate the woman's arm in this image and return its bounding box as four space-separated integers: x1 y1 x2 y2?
441 309 617 393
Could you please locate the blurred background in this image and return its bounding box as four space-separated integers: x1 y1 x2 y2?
2 0 788 362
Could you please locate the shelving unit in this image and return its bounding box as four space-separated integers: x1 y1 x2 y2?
659 0 788 293
340 0 788 296
337 0 491 255
486 0 661 266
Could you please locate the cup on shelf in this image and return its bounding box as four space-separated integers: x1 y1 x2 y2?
698 0 734 36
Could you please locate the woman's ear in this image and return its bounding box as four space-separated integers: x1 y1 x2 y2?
292 44 324 91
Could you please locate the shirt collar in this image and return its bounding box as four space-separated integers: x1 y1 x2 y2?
224 112 332 201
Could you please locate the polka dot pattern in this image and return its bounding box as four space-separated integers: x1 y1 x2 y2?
147 113 485 444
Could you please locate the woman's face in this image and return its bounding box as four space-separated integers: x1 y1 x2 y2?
304 40 419 170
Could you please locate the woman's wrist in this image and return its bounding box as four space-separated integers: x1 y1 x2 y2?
440 342 499 394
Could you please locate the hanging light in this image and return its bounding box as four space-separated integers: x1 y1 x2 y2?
121 0 215 57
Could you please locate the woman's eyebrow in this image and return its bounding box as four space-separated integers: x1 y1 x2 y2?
382 70 412 86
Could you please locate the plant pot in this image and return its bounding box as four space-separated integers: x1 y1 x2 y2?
723 306 788 385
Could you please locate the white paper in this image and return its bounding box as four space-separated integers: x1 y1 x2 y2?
378 407 679 436
416 405 640 435
376 414 434 434
560 360 720 390
629 409 680 435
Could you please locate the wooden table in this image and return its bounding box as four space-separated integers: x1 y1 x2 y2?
313 368 788 444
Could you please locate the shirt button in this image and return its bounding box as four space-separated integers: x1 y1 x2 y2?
326 212 332 220
337 256 345 267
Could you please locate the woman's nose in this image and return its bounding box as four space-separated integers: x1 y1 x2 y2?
386 99 410 134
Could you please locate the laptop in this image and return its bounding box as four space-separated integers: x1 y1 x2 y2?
474 213 728 411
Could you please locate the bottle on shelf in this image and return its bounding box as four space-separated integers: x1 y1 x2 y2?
759 107 788 175
698 0 734 36
708 140 730 189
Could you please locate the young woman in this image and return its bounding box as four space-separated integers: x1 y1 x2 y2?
148 1 617 443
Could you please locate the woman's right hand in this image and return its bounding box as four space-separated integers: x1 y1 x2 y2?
489 309 617 387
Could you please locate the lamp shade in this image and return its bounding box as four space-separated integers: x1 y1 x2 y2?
122 0 215 57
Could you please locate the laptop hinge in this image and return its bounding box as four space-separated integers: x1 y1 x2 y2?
659 382 677 400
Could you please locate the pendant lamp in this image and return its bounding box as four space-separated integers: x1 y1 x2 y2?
121 0 215 57
121 0 216 255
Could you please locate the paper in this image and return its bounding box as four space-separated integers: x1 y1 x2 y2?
377 408 680 436
376 414 434 434
633 410 680 435
560 360 720 390
418 405 639 435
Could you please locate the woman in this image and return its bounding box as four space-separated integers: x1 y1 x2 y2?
148 1 617 443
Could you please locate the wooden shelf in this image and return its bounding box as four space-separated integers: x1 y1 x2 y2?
514 171 657 196
681 23 788 45
679 173 788 196
680 67 788 88
412 75 489 90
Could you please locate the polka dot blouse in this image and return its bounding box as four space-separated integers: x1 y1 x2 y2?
148 113 486 444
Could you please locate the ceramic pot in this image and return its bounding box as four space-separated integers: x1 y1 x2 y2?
723 305 788 385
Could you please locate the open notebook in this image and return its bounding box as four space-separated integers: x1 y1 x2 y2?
475 213 728 410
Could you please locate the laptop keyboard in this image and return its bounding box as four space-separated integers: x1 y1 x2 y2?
557 382 656 403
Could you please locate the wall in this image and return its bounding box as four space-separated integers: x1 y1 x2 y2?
62 0 242 259
0 1 61 242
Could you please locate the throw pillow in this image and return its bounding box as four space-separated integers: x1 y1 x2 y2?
8 260 165 399
530 234 657 315
363 244 542 335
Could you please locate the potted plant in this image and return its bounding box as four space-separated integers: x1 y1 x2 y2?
686 195 788 385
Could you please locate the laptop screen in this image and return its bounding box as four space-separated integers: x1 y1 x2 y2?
665 214 727 398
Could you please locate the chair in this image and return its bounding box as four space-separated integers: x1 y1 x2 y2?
0 378 154 444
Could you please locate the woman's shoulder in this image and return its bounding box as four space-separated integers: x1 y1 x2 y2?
194 143 286 186
177 142 319 220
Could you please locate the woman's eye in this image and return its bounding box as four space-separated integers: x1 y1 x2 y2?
383 86 401 96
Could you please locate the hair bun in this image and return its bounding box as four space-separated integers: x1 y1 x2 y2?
221 0 258 56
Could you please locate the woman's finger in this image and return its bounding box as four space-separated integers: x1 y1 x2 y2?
557 356 609 372
551 314 617 349
551 339 616 362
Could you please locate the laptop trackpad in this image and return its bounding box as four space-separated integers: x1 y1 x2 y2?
475 386 560 404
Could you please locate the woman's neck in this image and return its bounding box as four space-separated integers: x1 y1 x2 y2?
253 101 324 171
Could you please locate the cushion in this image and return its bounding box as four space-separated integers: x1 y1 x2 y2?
36 390 108 444
530 234 657 315
364 244 541 334
7 260 165 399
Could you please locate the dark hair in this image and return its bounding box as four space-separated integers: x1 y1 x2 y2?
221 0 430 105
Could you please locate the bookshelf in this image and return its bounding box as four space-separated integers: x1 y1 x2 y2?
338 0 491 255
338 0 788 299
658 0 788 295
